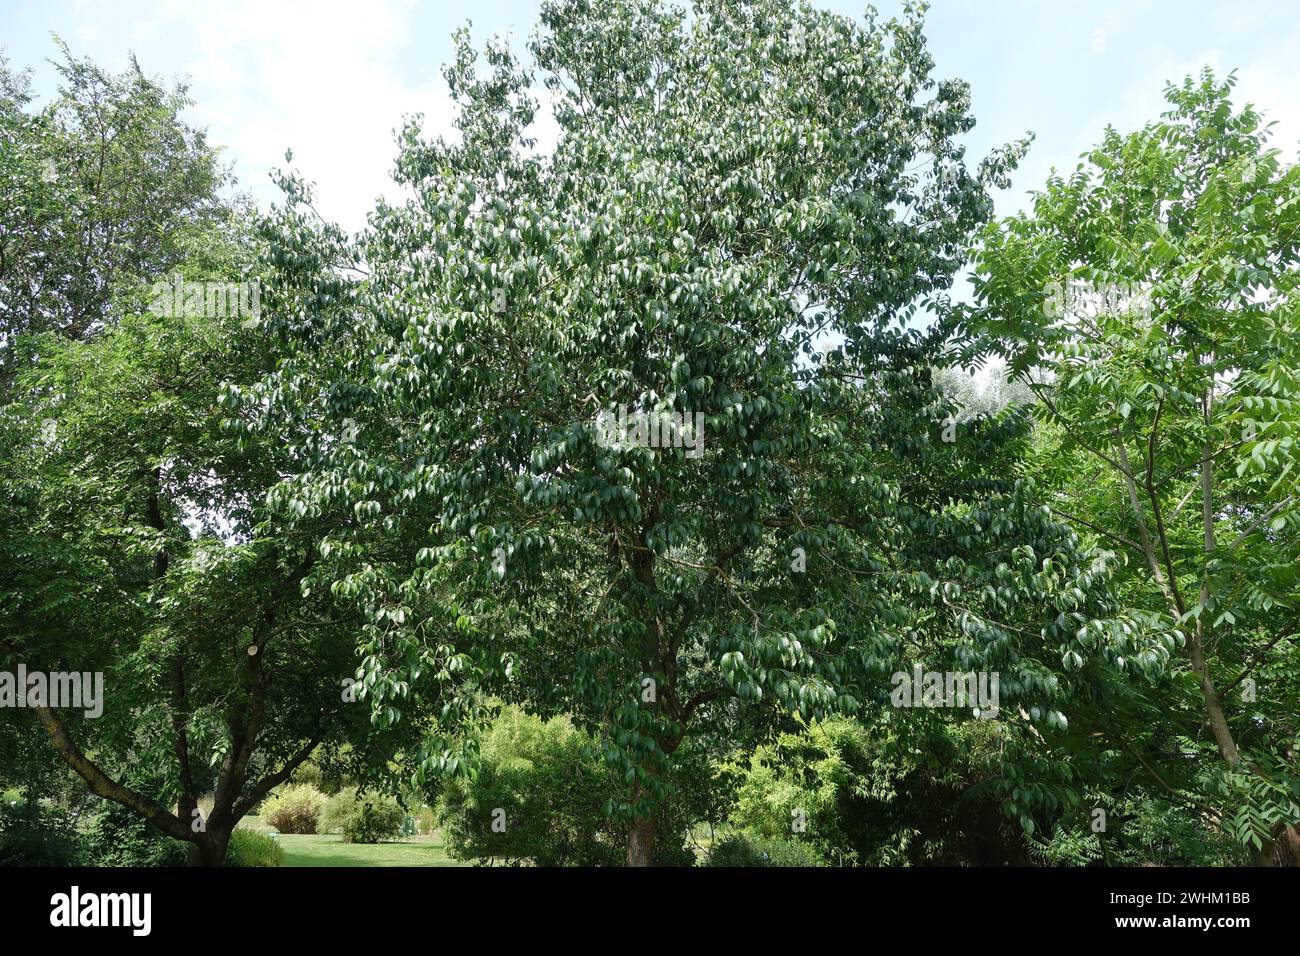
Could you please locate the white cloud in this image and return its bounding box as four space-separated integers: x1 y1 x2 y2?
1098 29 1299 164
153 0 456 232
1235 55 1300 161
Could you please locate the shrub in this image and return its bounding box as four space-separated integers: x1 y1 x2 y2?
288 760 326 792
288 756 348 796
226 828 282 867
435 707 698 866
259 784 325 834
83 799 189 867
1026 791 1250 867
724 716 1024 866
435 708 625 866
707 833 822 867
321 788 404 843
0 798 82 867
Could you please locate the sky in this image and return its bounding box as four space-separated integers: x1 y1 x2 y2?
3 0 1298 236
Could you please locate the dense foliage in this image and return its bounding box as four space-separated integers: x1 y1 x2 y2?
237 0 1129 866
0 50 421 866
260 784 327 835
320 788 406 844
435 706 697 865
1 2 1296 868
963 69 1300 864
0 46 238 376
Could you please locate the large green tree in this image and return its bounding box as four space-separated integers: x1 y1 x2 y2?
243 0 1126 865
0 46 416 860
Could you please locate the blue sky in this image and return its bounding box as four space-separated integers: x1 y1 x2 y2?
3 0 1298 234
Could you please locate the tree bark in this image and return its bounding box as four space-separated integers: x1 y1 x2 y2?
1194 388 1240 767
1187 623 1238 765
33 706 192 842
624 503 665 868
627 814 656 867
188 829 232 868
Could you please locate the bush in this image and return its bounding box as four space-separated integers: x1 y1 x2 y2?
0 798 82 867
83 799 189 867
226 828 282 867
321 788 405 843
1026 791 1250 867
288 756 348 796
707 833 822 868
435 707 698 866
435 708 625 866
724 716 1025 866
259 784 325 834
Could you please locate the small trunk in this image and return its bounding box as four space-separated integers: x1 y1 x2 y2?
188 830 231 867
627 816 655 867
1280 824 1300 867
1256 823 1300 867
1187 625 1239 765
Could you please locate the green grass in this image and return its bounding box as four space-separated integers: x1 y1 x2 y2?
239 816 468 867
271 833 466 867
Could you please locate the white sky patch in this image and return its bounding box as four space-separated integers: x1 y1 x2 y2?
6 1 1299 230
162 0 455 231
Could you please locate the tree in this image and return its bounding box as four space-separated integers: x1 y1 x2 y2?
435 706 647 866
0 43 236 383
965 70 1300 863
0 288 421 865
244 0 1121 865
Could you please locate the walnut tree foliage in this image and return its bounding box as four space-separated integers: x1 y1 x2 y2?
964 70 1300 861
238 0 1127 862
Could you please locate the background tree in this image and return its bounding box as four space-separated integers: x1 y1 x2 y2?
0 43 238 384
964 70 1300 864
0 153 434 863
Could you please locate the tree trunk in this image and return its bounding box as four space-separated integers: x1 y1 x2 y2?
1193 390 1241 767
1254 823 1300 867
1186 624 1238 765
626 511 663 869
188 829 231 867
627 815 656 867
1278 824 1300 866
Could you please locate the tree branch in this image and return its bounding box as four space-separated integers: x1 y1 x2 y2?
33 706 193 842
229 735 322 822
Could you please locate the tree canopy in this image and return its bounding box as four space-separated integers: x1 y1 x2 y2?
2 1 1297 869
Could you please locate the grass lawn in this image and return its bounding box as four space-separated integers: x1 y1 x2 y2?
241 816 469 867
272 833 467 867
